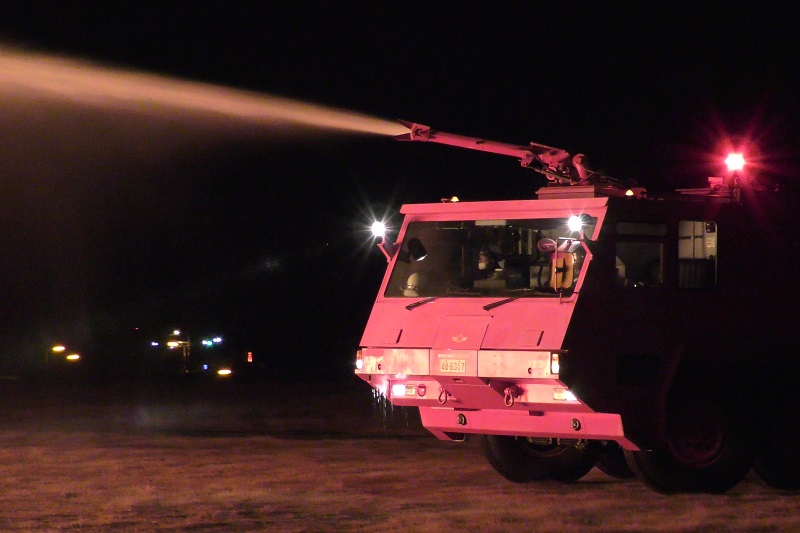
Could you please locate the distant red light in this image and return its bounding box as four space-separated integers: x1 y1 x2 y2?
247 351 253 363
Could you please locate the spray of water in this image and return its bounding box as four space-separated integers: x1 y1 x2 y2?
0 46 407 136
371 388 414 431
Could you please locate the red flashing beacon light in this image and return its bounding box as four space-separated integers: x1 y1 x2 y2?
725 152 745 172
722 152 746 198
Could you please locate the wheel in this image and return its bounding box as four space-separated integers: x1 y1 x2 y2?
624 386 754 493
596 442 634 479
480 435 598 483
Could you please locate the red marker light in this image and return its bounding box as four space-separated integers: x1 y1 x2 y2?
247 351 253 363
725 153 745 172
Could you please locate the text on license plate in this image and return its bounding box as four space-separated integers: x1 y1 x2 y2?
439 358 466 373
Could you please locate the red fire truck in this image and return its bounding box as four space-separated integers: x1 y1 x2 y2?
356 122 800 494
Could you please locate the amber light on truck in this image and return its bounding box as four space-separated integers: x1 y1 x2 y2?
550 353 560 375
355 351 363 370
553 388 578 401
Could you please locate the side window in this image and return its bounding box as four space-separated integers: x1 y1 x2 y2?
678 220 717 289
615 223 666 288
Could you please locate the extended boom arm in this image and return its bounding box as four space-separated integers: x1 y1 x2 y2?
395 120 593 184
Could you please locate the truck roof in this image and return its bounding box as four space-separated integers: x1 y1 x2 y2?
399 196 611 217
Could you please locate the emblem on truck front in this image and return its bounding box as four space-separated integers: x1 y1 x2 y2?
452 335 468 343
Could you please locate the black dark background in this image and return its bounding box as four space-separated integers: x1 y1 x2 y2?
0 2 798 380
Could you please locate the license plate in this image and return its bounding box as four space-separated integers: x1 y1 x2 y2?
439 358 466 373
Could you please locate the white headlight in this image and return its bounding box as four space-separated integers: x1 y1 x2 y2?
371 221 387 237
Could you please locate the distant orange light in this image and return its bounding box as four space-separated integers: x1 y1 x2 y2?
247 351 253 363
217 368 232 376
725 153 745 172
66 354 80 361
52 345 66 352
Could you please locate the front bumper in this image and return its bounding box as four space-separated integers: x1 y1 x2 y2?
356 347 639 450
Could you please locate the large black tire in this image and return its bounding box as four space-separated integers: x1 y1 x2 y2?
596 442 634 479
624 386 754 494
481 435 598 483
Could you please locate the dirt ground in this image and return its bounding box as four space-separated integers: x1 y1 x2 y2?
1 377 799 532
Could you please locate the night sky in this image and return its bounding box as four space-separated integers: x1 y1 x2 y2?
0 3 798 378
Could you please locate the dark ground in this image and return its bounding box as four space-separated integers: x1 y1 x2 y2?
1 376 799 531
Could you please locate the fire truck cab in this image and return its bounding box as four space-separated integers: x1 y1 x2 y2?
356 123 800 494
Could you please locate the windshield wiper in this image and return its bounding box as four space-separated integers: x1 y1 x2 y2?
483 287 539 310
405 296 438 310
483 297 521 311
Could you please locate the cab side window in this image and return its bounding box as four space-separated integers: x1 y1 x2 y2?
678 220 717 289
615 222 666 288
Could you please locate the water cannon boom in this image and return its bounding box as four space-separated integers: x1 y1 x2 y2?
395 120 592 185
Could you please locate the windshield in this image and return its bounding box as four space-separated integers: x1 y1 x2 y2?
385 216 596 299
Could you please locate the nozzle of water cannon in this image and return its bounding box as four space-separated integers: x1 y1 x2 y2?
393 119 414 141
394 120 432 141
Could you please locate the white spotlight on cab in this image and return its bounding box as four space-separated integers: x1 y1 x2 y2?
371 221 387 238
